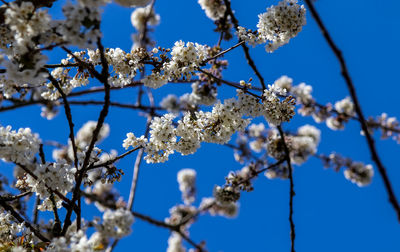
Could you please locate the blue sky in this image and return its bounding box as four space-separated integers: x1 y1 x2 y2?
1 0 400 251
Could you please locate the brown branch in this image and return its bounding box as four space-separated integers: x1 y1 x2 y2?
304 0 400 222
0 191 31 201
61 37 112 235
277 125 295 252
47 73 79 171
87 146 143 170
203 40 245 64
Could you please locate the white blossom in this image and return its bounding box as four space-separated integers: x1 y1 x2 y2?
344 163 374 187
0 126 41 165
198 0 226 21
100 208 134 238
177 169 196 205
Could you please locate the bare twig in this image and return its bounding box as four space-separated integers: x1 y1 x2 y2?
304 0 400 222
277 125 295 252
203 40 245 63
127 118 151 210
47 73 79 170
87 146 143 170
0 191 31 201
61 37 112 234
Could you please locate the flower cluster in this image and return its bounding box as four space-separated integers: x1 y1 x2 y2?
320 153 374 187
167 232 187 252
124 85 297 163
143 41 209 89
177 169 196 205
0 213 27 247
0 126 41 165
237 0 306 52
1 2 51 88
58 0 109 48
131 5 160 48
263 84 296 126
367 113 400 143
99 208 134 238
21 162 76 211
198 0 226 21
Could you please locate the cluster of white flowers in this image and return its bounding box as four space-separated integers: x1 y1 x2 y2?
41 65 89 100
271 75 313 105
198 0 226 21
0 126 41 165
131 5 160 32
166 232 186 252
264 125 320 178
4 2 51 54
290 124 321 164
58 0 109 48
263 84 296 126
165 204 197 226
200 197 238 218
130 5 160 49
1 2 51 87
325 97 355 130
159 82 218 113
367 113 400 143
98 208 134 238
47 229 104 252
143 41 209 89
125 85 297 163
321 153 374 187
123 132 148 149
107 47 147 86
344 162 374 187
0 212 26 245
237 0 306 52
21 162 76 211
177 169 196 205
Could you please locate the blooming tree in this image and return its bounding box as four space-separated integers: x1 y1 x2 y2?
0 0 399 251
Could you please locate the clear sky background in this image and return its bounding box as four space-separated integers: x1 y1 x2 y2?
1 0 400 251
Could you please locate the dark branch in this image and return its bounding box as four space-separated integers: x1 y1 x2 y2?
277 125 296 252
304 0 400 222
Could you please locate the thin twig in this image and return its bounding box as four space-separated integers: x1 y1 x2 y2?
203 40 245 63
87 146 143 170
127 118 151 210
0 191 31 201
277 125 295 252
304 0 400 222
47 73 79 171
61 37 112 235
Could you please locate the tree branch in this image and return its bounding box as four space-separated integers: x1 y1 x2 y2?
304 0 400 222
277 125 295 252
